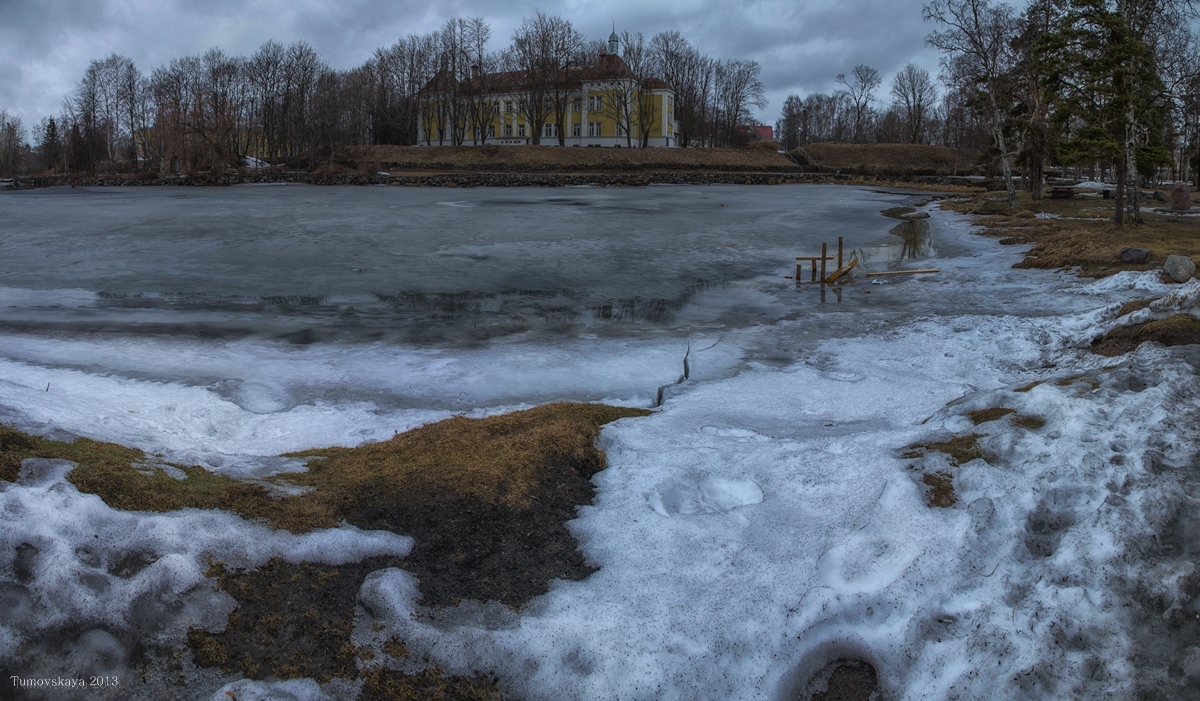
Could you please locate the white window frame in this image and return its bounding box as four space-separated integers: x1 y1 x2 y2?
588 122 602 137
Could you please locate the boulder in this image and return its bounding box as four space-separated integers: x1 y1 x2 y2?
1120 247 1152 264
1171 182 1193 211
1164 255 1197 283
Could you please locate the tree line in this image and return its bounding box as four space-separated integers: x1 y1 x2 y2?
776 0 1200 227
0 13 767 177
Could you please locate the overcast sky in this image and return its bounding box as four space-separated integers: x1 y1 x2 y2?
0 0 945 135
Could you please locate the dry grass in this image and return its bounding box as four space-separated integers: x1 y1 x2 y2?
1091 314 1200 357
922 472 957 508
795 142 983 176
2 403 647 534
280 402 650 524
943 189 1200 277
337 145 797 173
968 407 1016 425
905 434 988 466
1117 299 1155 316
1011 415 1047 430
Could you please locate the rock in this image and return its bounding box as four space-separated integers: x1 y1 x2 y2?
1121 247 1152 264
906 211 930 219
1171 182 1193 211
1164 255 1197 283
1153 189 1168 202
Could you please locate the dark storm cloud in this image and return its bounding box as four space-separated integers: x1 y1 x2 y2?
0 0 942 132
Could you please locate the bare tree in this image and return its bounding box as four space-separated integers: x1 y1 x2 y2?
925 0 1021 209
836 64 881 143
0 110 25 177
890 64 939 143
714 59 766 146
650 31 714 146
509 13 581 145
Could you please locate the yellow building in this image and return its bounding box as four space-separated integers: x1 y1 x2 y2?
418 33 678 148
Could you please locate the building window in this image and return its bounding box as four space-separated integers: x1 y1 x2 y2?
504 124 513 137
543 123 557 138
588 122 602 137
474 128 481 141
504 100 513 114
574 97 582 112
588 96 602 111
493 102 500 114
518 123 526 137
572 123 581 137
487 125 496 138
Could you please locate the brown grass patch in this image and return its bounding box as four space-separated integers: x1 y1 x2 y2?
945 190 1200 277
361 667 502 700
968 407 1016 425
1014 380 1043 393
338 145 797 173
189 557 503 696
1011 415 1047 430
922 472 957 508
1117 299 1155 316
1091 314 1200 357
5 403 649 609
906 434 987 466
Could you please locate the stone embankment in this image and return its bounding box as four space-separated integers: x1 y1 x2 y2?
19 171 975 189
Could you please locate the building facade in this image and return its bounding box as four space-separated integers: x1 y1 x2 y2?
417 33 678 148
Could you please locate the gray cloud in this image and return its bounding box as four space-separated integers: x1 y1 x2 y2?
0 0 943 133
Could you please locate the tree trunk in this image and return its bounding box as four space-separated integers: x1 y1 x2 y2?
1114 157 1127 227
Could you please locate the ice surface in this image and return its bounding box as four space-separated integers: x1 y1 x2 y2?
2 188 1198 699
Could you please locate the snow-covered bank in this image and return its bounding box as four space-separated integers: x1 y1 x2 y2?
2 203 1198 699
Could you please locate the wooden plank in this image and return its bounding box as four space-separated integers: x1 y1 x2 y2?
824 258 857 284
864 268 940 277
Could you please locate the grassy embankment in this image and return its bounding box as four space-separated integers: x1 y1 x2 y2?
2 403 648 696
337 143 800 173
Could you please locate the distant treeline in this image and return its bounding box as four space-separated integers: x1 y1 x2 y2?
0 13 776 178
775 0 1200 222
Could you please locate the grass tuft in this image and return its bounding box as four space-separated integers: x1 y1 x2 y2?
968 407 1015 425
1091 314 1200 357
906 434 988 466
922 472 957 508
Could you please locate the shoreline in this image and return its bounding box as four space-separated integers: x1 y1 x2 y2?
12 170 985 190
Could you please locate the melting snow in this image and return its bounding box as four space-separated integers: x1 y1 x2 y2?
1 203 1198 699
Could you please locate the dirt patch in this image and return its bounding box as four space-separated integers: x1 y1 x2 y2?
968 407 1016 425
360 667 501 700
804 658 880 701
188 557 502 696
188 556 395 681
1091 314 1200 356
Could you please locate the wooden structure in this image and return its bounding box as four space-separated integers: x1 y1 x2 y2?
1049 186 1076 199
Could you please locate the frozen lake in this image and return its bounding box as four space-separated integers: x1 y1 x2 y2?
0 184 932 345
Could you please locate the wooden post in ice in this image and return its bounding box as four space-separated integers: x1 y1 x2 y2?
837 236 843 269
820 242 828 285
